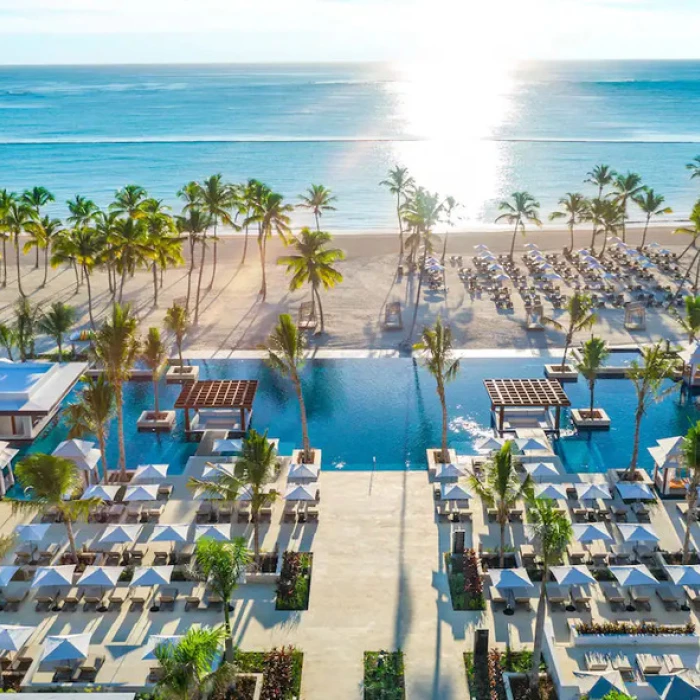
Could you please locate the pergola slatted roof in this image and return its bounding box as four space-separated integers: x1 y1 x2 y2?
174 380 258 410
484 379 570 408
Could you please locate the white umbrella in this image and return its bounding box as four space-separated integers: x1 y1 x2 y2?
195 524 230 542
534 483 568 500
143 635 183 660
515 437 549 452
618 523 660 544
77 566 123 588
474 244 490 252
648 675 700 700
236 485 255 501
493 273 511 284
573 523 613 543
52 439 95 460
665 566 700 587
81 484 120 501
609 565 658 587
100 524 143 544
284 484 317 501
0 567 19 586
524 243 539 250
288 462 320 481
616 482 654 500
575 483 612 501
130 566 173 587
132 464 169 483
434 463 466 481
474 436 505 453
41 633 91 662
201 462 235 480
550 565 596 586
479 254 497 262
31 566 76 588
524 462 559 480
542 272 562 282
0 625 35 652
150 524 190 544
16 523 50 543
123 485 159 502
489 568 533 589
655 436 685 460
212 439 242 454
576 672 628 700
488 263 504 271
440 483 472 501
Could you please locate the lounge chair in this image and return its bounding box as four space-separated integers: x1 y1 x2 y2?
636 653 663 674
108 587 129 609
611 654 633 676
62 587 83 610
566 545 586 564
130 586 150 610
126 504 142 523
664 654 685 674
157 587 178 610
146 504 164 522
545 584 568 610
176 543 195 565
217 503 232 523
35 587 60 611
107 504 125 522
656 585 682 611
383 301 403 330
585 652 608 672
104 549 122 566
185 584 205 611
206 591 223 609
153 550 169 566
237 504 250 523
685 586 700 609
297 301 317 332
2 585 28 611
72 653 104 682
196 502 213 523
283 504 297 523
37 543 60 565
306 506 319 522
489 586 506 606
157 484 173 500
630 586 652 611
571 586 591 611
601 583 626 611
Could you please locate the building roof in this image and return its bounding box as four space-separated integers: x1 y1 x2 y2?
174 380 258 410
483 378 571 408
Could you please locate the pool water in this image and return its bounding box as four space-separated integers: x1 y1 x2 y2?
12 356 700 480
601 349 643 368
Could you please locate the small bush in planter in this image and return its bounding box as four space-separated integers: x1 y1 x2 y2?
275 552 312 611
364 650 405 700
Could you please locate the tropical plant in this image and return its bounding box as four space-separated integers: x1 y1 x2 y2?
191 539 251 663
298 184 337 232
109 184 147 219
528 499 573 693
63 374 115 479
625 343 678 480
681 421 700 565
0 188 15 287
440 196 459 264
14 297 39 361
141 327 167 417
24 215 62 288
468 442 533 567
277 228 344 334
675 295 700 342
92 303 140 478
613 172 644 243
549 193 588 252
238 179 263 265
21 186 54 268
585 164 616 199
164 302 189 370
0 322 17 361
38 301 76 361
110 217 152 303
633 189 672 250
380 165 415 261
584 197 624 257
10 454 102 562
495 191 541 260
414 317 460 463
199 174 236 288
542 292 597 371
265 314 311 461
686 155 700 181
576 336 609 417
176 208 212 316
3 199 36 297
140 197 181 307
66 194 98 228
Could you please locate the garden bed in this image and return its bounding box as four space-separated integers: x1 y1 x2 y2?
445 550 486 611
233 647 303 700
465 650 549 700
275 552 312 611
364 651 405 700
508 674 557 700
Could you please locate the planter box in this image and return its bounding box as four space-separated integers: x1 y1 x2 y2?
544 363 578 381
570 625 700 647
136 410 176 432
245 555 282 585
165 364 199 384
291 448 322 470
571 408 611 430
426 448 457 475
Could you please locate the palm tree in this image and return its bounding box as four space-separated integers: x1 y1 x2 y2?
576 336 609 417
25 216 62 288
0 189 16 287
110 184 147 219
199 174 236 289
66 195 98 228
613 172 644 243
0 322 17 361
14 297 39 361
154 626 237 700
38 301 75 361
380 166 415 261
633 189 672 250
671 202 700 299
4 199 36 297
681 421 700 565
542 292 597 371
528 499 573 694
625 343 678 480
238 179 262 265
63 375 115 480
298 184 337 232
191 539 251 663
110 217 152 303
141 327 167 418
495 191 541 260
414 318 460 463
440 196 459 265
265 314 312 462
176 208 212 316
675 295 700 343
468 441 533 568
21 187 54 268
10 454 102 562
277 228 344 334
585 164 616 199
549 193 588 252
93 210 119 298
164 302 189 370
686 156 700 181
234 430 278 563
92 303 140 479
140 198 181 307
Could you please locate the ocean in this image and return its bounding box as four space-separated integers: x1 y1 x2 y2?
1 60 700 231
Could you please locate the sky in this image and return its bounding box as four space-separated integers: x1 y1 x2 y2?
0 0 698 64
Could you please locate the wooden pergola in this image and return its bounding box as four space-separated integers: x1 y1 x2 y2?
174 380 258 436
484 378 571 435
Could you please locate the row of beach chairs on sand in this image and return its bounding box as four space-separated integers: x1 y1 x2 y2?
584 650 687 677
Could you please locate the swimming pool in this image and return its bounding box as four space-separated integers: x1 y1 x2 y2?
600 349 643 368
13 355 700 477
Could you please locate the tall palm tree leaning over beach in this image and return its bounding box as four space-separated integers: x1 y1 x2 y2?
298 184 337 232
92 303 140 480
414 317 460 464
440 196 459 265
549 193 588 253
495 191 541 261
277 227 345 334
199 174 236 290
176 208 212 317
633 188 672 251
21 186 54 269
670 201 700 302
585 164 616 200
25 215 63 288
675 295 700 342
380 166 415 263
686 155 700 181
612 171 644 243
4 197 36 298
0 189 14 287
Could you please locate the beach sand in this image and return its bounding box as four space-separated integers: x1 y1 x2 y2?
0 223 692 354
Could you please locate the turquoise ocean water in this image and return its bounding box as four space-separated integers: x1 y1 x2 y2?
1 61 700 229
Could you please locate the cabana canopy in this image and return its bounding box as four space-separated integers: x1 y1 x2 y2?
550 565 596 586
284 484 316 501
150 524 190 543
132 464 169 482
41 633 91 662
440 483 473 501
82 484 120 501
77 566 123 587
202 462 235 480
100 524 143 544
288 463 320 481
524 462 559 480
31 565 76 588
434 463 466 481
489 568 533 589
618 523 660 543
534 483 568 500
575 483 612 501
573 523 613 543
616 481 654 500
130 566 173 586
609 564 657 586
665 566 700 587
123 484 159 502
474 436 505 453
195 524 230 541
0 624 35 652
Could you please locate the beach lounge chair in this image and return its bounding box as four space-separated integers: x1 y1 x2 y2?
104 549 122 566
176 543 195 565
637 653 663 675
146 504 164 522
2 585 28 611
306 506 319 522
217 502 232 523
126 504 143 522
656 585 682 611
630 586 652 611
107 504 125 522
297 301 317 332
153 550 169 566
545 584 568 610
206 591 223 609
108 587 128 610
157 484 173 500
130 586 150 610
566 545 586 564
83 587 105 609
185 584 205 611
489 586 506 606
585 652 608 672
196 501 213 523
571 586 591 611
237 503 250 523
519 544 535 567
664 654 686 674
157 587 178 610
283 503 297 523
35 587 60 611
685 586 700 609
601 583 625 611
611 654 633 676
72 653 104 682
37 543 60 565
62 587 83 610
383 301 403 330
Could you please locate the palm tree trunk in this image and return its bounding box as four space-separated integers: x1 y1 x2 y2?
153 378 160 416
439 384 449 463
509 222 518 260
314 212 320 232
499 518 506 569
253 513 260 563
668 249 700 308
64 517 79 563
2 238 7 287
34 245 39 270
72 261 80 295
241 223 250 265
177 340 184 371
194 238 206 325
590 227 597 256
119 266 126 303
116 382 127 478
152 263 159 308
97 430 109 483
314 285 325 334
529 579 547 694
561 334 571 371
640 214 651 250
569 224 574 252
208 221 218 290
441 231 449 266
683 492 697 564
397 193 404 261
84 266 95 329
42 247 49 287
57 336 63 362
589 379 595 415
223 598 234 663
407 244 428 342
14 239 25 298
625 405 644 479
294 373 311 460
258 235 267 300
621 200 627 243
185 242 195 314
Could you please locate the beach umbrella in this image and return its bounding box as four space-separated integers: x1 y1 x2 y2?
0 567 19 587
16 523 50 543
648 675 700 700
550 565 596 586
130 566 173 587
132 464 169 483
573 523 613 543
150 524 190 544
143 635 183 660
574 483 612 501
212 439 243 454
195 524 230 542
542 272 562 282
99 524 143 544
576 249 590 256
615 482 654 501
524 243 539 250
31 566 76 588
474 436 505 453
618 523 660 544
235 485 255 502
665 566 700 587
41 633 91 662
440 483 473 501
123 485 159 502
534 483 568 500
489 568 533 590
0 625 35 652
201 462 236 480
656 436 685 460
81 484 120 501
52 439 101 474
288 462 320 481
493 273 511 285
524 462 559 480
609 564 658 587
284 484 317 501
434 463 466 481
77 566 123 588
488 263 504 271
0 442 18 470
515 437 549 452
479 254 497 262
576 672 627 700
474 244 490 252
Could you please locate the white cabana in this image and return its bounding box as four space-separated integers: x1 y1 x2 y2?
534 483 568 500
524 462 559 480
288 463 320 481
649 436 685 466
16 523 50 543
573 523 613 543
31 565 76 588
0 441 18 497
515 437 550 452
489 568 533 589
123 484 160 502
132 464 169 483
195 524 230 542
616 482 654 500
41 633 91 662
434 463 467 481
474 436 505 453
150 524 190 544
77 566 123 588
201 462 235 480
0 566 19 586
212 439 243 454
609 564 658 587
0 624 35 652
52 439 101 485
130 566 173 587
142 635 183 660
440 483 472 501
618 523 660 544
665 566 700 587
100 524 143 544
575 483 612 501
81 484 120 501
284 484 317 501
550 565 596 586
